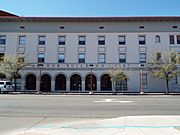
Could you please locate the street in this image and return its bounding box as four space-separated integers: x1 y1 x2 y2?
0 94 180 134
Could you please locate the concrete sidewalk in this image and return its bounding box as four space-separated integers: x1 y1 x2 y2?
14 116 180 135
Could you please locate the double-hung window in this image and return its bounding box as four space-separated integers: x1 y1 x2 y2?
59 36 65 45
38 36 46 45
79 36 86 45
0 35 6 45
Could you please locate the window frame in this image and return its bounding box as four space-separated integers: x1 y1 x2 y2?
78 53 85 63
0 35 6 45
119 35 126 45
119 53 126 63
169 35 175 44
138 35 146 45
98 53 106 63
139 53 146 63
38 35 46 45
19 35 26 45
98 36 105 45
58 53 65 63
78 36 86 45
38 53 45 63
59 36 66 45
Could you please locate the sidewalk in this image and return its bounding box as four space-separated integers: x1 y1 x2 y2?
14 116 180 135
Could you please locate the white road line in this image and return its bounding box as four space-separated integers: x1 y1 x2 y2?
94 99 133 103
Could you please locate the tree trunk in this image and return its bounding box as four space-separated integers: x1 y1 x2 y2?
113 81 117 95
166 79 169 94
14 77 17 92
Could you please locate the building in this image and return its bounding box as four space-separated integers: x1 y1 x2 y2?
0 10 180 93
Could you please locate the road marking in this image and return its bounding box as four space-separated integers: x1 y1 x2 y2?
94 99 133 103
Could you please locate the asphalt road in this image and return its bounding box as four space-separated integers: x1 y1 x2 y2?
0 94 180 134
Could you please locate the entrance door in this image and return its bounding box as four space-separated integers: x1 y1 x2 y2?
40 74 51 92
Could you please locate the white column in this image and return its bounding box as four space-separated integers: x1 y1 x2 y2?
51 80 55 92
97 80 101 92
81 80 85 92
66 80 70 92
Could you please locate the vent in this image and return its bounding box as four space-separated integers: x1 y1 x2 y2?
172 26 178 29
20 26 25 29
60 26 65 30
99 26 104 29
139 26 144 29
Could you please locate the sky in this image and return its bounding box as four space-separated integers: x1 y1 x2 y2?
0 0 180 17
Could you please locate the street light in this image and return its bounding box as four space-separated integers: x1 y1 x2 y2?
89 64 94 95
139 64 144 94
37 64 43 94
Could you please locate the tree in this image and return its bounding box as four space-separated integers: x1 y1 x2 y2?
108 68 128 94
0 55 28 91
149 51 179 94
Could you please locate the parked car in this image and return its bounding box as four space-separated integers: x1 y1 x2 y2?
0 81 14 94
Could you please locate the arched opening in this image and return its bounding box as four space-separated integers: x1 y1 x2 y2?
26 74 36 90
70 74 81 91
85 74 97 91
40 74 51 92
101 74 112 91
116 79 128 92
55 74 66 91
155 35 161 43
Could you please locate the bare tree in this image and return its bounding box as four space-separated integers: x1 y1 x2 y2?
108 68 128 94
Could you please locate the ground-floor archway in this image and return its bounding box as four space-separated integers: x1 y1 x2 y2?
55 74 66 90
40 74 51 92
70 74 81 91
85 74 97 91
101 74 112 91
26 74 36 90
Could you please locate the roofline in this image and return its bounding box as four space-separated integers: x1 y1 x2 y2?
0 16 180 22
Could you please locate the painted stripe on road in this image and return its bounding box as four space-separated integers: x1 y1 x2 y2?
34 125 180 129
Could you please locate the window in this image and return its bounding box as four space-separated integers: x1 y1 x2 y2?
98 36 105 45
38 36 45 45
169 35 175 44
58 53 65 63
0 53 4 61
139 26 144 29
139 53 146 63
38 53 45 63
98 53 105 63
172 26 178 29
60 26 65 30
119 53 126 63
99 26 104 29
20 26 25 29
19 36 26 45
59 36 65 45
177 35 180 44
79 36 86 45
78 53 85 63
139 35 146 45
119 36 126 45
155 35 161 43
0 35 6 45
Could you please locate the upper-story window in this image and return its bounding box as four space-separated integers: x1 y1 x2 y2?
169 35 175 44
139 53 146 63
19 35 26 45
139 35 146 45
38 53 45 63
119 36 126 45
79 36 86 45
177 35 180 44
59 36 65 45
38 36 46 45
78 53 85 63
98 36 105 45
0 35 6 45
119 53 126 63
155 35 161 43
98 53 106 63
58 53 65 63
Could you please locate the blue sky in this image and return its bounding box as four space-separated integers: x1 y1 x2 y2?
0 0 180 17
